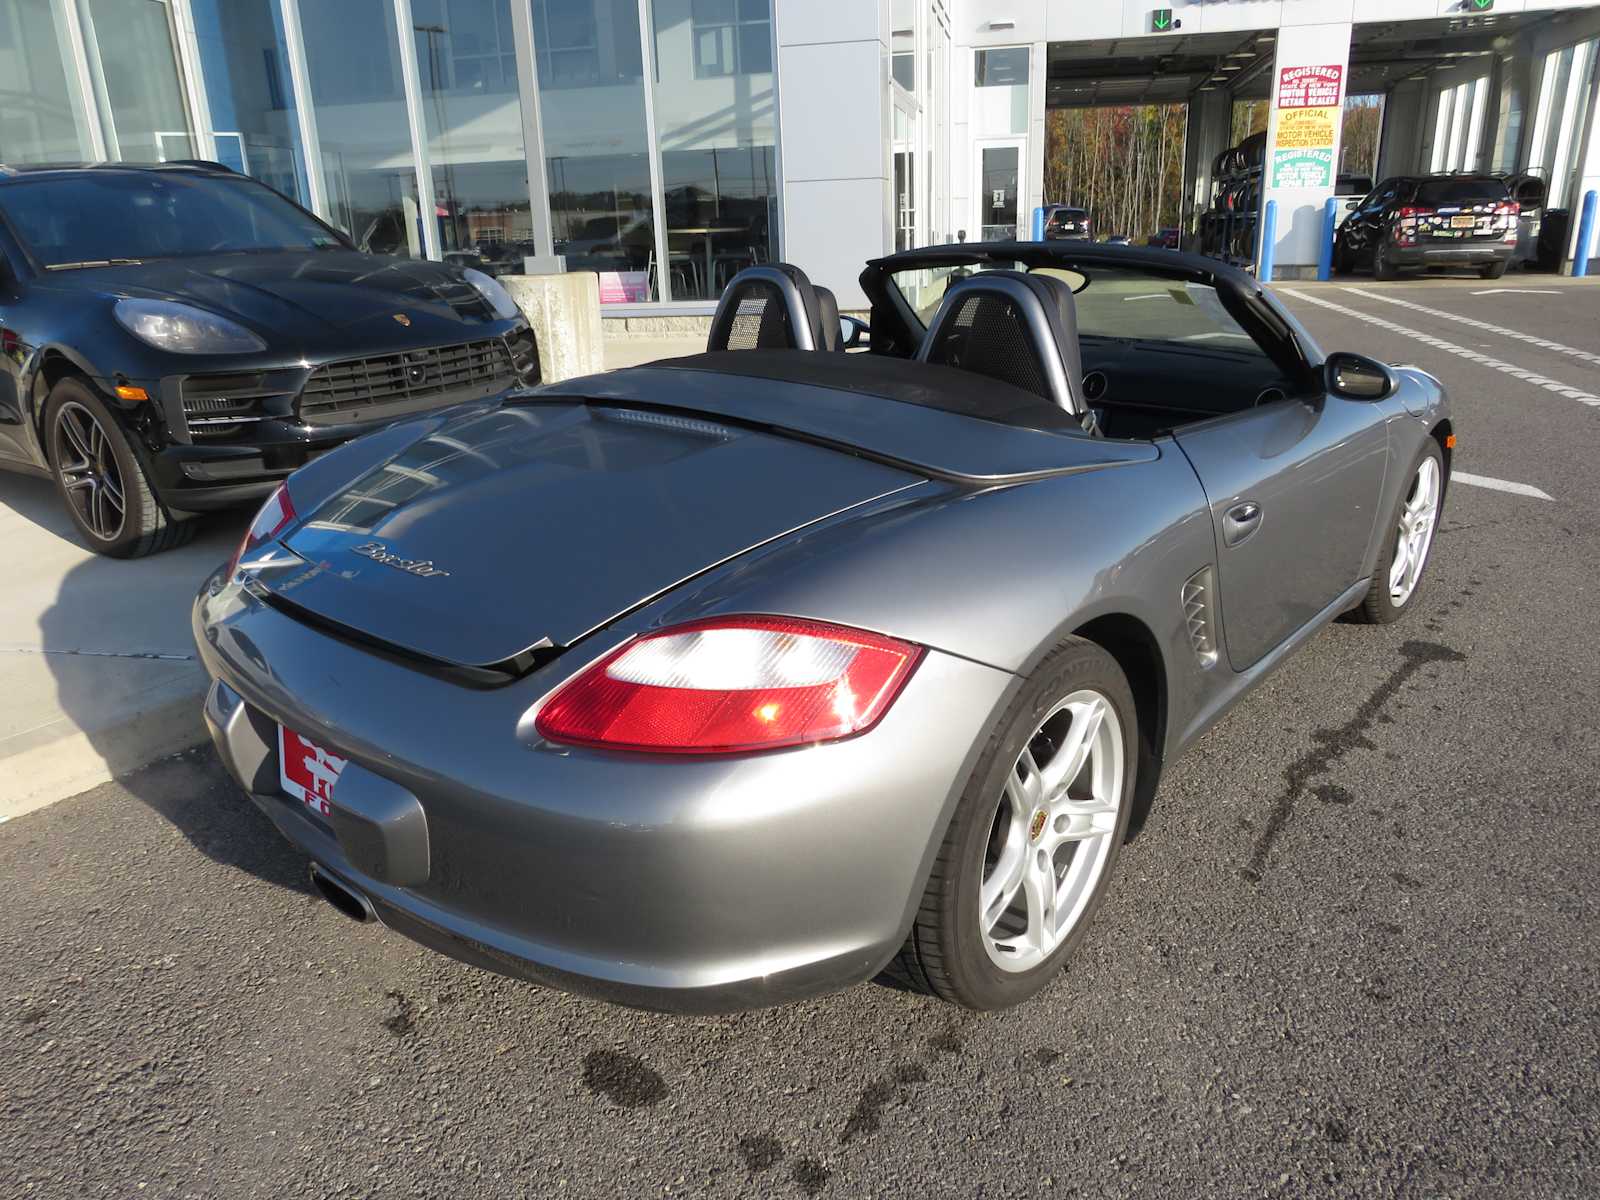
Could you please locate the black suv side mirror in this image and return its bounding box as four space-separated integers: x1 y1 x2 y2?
839 314 869 350
1325 351 1397 401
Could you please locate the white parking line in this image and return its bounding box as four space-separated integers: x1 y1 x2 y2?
1451 471 1554 501
1280 289 1600 410
1341 286 1600 370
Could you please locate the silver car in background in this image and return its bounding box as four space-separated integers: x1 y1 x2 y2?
196 244 1451 1013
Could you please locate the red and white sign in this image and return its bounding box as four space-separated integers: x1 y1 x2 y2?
597 270 651 304
279 727 347 816
1277 64 1344 109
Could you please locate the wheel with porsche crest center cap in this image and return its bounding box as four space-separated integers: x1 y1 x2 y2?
884 636 1137 1010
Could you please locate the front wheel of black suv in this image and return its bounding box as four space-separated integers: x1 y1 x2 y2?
44 378 194 558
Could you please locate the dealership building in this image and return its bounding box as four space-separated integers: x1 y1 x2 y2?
3 0 1599 309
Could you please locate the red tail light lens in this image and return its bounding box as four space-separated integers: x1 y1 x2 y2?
229 483 296 575
1396 205 1434 220
534 616 923 754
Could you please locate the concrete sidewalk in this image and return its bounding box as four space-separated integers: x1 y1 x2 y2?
0 335 705 823
0 473 245 823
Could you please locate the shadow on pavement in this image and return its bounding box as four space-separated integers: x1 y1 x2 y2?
26 473 310 894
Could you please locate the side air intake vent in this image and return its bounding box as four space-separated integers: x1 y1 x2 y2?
1182 566 1219 669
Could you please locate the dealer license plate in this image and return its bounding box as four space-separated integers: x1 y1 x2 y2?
279 726 347 816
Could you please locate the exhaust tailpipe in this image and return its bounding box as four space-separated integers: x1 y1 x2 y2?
310 863 375 924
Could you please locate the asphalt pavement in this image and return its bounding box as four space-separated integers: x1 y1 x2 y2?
2 279 1598 1199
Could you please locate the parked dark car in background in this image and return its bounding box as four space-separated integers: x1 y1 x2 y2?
1145 227 1180 249
0 163 537 557
1042 205 1092 240
1334 173 1519 280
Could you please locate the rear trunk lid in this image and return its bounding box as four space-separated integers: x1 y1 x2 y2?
266 402 920 669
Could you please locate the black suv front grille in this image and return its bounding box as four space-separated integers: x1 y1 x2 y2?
297 338 519 425
180 372 298 439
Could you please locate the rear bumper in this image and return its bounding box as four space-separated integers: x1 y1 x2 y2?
1391 242 1512 268
194 570 1013 1013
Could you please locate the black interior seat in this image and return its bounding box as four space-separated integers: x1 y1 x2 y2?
813 285 841 351
707 264 832 352
915 270 1092 429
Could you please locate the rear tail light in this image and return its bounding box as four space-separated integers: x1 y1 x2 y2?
229 483 296 575
534 616 923 754
1494 201 1521 242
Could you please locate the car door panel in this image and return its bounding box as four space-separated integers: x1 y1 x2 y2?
1174 394 1390 671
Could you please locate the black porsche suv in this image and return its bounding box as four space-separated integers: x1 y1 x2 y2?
1333 173 1520 280
0 162 538 557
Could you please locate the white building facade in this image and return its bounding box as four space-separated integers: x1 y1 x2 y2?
2 0 1598 308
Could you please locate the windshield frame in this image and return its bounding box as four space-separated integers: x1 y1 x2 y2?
0 170 353 273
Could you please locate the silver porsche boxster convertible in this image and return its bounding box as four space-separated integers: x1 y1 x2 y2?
194 242 1451 1013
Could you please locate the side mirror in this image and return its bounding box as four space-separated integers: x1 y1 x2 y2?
1324 351 1397 401
839 314 869 350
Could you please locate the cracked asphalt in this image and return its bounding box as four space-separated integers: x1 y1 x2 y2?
3 281 1598 1199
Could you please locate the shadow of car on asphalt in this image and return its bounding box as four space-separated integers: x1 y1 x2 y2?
26 470 314 897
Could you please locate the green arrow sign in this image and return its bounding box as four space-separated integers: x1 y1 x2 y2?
1467 0 1493 10
1151 9 1174 32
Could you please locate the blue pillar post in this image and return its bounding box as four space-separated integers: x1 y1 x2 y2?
1031 206 1046 241
1316 196 1339 281
1572 190 1598 279
1257 200 1278 283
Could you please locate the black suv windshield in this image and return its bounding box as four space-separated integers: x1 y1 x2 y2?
0 171 346 267
1413 177 1509 207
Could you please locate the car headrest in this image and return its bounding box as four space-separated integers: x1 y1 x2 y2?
813 285 841 351
915 270 1083 415
707 263 826 352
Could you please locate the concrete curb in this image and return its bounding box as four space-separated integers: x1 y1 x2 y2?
0 689 208 826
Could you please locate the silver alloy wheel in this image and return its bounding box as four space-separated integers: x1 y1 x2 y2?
979 689 1124 973
55 400 127 543
1388 455 1440 607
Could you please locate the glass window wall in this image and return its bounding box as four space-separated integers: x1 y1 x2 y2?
651 0 777 300
190 0 307 203
299 0 425 256
538 0 656 300
413 0 532 275
0 0 96 162
79 0 194 162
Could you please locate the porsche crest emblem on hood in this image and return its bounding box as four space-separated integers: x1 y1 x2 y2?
393 313 412 327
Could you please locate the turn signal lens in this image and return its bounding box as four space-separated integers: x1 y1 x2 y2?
228 483 296 576
114 385 149 401
534 616 923 754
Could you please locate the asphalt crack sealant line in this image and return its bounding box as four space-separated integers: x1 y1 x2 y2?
1280 289 1600 410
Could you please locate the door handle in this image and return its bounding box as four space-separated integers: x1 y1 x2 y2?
1222 501 1262 547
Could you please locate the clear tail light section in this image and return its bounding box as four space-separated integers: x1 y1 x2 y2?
534 616 923 754
229 483 296 576
1495 200 1521 242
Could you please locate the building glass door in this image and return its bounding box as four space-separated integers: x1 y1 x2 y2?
975 138 1022 240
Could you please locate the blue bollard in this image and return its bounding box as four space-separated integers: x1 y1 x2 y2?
1257 200 1278 283
1031 206 1046 241
1573 189 1597 278
1317 196 1339 281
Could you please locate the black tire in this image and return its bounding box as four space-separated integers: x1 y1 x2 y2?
1332 239 1352 275
1479 258 1510 280
1373 242 1400 281
1350 440 1445 625
43 377 194 558
883 637 1138 1010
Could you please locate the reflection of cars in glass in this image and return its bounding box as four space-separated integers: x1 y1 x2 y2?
554 213 654 269
1335 174 1518 280
1041 204 1091 240
0 163 538 557
197 242 1452 1016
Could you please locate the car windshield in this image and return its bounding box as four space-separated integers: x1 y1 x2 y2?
1414 178 1509 207
888 262 1263 355
0 172 345 267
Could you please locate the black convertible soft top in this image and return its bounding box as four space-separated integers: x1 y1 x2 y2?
649 350 1084 433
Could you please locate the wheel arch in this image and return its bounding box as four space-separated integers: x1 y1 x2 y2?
1429 417 1453 499
1071 611 1168 839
